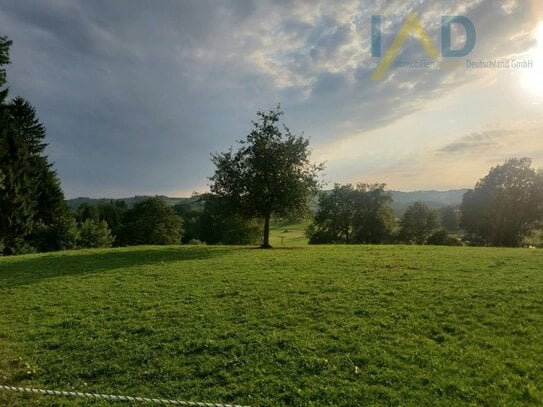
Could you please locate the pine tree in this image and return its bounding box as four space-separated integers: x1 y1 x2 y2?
9 97 48 155
0 37 67 254
0 112 38 254
0 36 11 88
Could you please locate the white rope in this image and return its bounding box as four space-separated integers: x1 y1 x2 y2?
0 384 250 406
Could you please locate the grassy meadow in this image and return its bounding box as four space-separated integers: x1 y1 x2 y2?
1 245 542 406
269 221 310 247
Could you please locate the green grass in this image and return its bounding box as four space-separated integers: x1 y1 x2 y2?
1 245 542 406
269 221 309 246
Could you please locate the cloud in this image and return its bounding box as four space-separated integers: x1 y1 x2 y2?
437 130 514 154
0 0 541 197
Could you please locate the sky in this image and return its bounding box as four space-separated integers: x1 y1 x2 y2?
1 0 543 198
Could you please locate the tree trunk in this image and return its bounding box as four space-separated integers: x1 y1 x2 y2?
261 212 272 248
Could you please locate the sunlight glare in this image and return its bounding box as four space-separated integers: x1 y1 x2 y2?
522 22 543 97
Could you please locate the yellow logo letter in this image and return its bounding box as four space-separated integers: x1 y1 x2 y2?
371 13 440 80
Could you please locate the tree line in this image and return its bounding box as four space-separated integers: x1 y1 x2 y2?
2 36 543 254
306 184 460 245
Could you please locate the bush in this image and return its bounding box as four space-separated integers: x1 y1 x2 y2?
33 216 80 252
78 219 113 248
186 239 205 245
427 230 462 246
522 229 543 248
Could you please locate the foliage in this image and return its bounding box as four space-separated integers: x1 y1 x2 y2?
438 206 460 231
0 39 67 255
196 194 262 245
174 200 203 244
523 229 543 248
186 239 205 245
399 202 439 244
210 106 323 247
1 246 542 406
308 183 395 244
118 197 182 245
9 97 48 155
34 162 67 226
33 216 80 252
460 158 543 247
96 200 127 239
75 202 101 223
0 36 11 87
73 202 125 247
174 194 261 245
0 116 36 254
78 219 114 248
427 229 462 246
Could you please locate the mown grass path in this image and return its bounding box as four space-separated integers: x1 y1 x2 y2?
1 245 542 405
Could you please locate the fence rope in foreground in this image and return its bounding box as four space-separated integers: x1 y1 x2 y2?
0 384 250 406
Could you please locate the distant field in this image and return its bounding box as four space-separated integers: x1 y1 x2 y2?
269 221 309 246
1 246 542 406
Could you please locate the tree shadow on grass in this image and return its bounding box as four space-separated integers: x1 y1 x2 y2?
0 246 235 288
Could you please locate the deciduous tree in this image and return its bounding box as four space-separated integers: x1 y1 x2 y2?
307 183 395 244
210 106 323 248
460 158 543 247
399 202 438 245
118 197 182 246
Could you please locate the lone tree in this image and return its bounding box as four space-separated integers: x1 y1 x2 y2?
210 106 323 248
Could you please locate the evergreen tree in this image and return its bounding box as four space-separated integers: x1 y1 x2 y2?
9 97 47 155
0 36 11 88
0 118 37 254
0 37 67 254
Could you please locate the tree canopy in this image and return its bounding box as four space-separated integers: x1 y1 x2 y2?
118 197 183 246
399 202 438 245
0 37 68 254
460 158 543 247
210 106 323 248
307 183 395 244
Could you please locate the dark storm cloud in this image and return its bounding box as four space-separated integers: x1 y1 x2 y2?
1 0 263 197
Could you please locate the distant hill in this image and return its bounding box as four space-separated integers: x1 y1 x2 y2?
66 189 468 215
307 188 468 215
389 189 468 215
65 195 197 211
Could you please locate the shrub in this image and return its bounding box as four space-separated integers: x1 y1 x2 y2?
78 219 114 248
427 230 462 246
